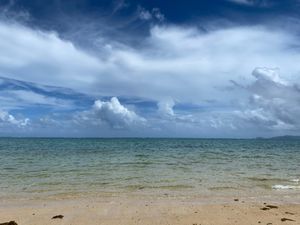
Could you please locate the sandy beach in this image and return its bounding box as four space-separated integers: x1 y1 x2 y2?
1 138 300 225
1 197 299 225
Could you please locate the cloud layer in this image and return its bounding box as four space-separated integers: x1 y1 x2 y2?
1 9 300 137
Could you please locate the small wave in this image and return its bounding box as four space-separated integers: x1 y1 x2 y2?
247 177 288 182
291 179 299 183
272 185 300 190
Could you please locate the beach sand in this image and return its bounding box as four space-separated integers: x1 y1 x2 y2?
1 198 299 225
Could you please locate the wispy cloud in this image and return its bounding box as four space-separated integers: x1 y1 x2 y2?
226 0 273 7
138 6 165 22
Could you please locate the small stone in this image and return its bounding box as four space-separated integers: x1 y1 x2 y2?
52 215 64 219
260 207 270 210
234 198 239 201
281 218 295 222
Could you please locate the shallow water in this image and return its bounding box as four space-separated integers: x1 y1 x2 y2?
0 138 300 201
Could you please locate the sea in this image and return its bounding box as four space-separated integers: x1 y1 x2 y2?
0 138 300 202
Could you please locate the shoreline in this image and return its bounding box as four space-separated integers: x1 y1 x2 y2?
1 197 299 225
2 188 300 205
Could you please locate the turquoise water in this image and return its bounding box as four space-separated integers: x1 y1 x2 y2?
0 138 300 201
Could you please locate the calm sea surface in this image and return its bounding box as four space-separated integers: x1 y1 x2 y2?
0 138 300 201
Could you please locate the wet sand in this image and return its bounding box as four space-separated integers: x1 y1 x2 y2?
0 198 299 225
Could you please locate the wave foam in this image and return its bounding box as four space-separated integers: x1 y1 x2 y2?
272 185 300 190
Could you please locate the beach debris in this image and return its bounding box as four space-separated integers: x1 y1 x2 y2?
260 204 279 210
52 215 64 219
281 218 295 222
266 204 278 209
0 221 18 225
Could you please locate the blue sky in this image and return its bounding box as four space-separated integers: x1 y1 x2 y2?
0 0 300 137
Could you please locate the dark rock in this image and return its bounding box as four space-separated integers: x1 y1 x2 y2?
234 198 239 201
281 218 295 222
52 215 64 219
0 221 18 225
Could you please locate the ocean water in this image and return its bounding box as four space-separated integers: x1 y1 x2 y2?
0 138 300 201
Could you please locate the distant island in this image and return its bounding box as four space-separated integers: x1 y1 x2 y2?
256 135 300 140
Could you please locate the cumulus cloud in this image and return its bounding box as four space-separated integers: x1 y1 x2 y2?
234 67 300 130
75 97 146 129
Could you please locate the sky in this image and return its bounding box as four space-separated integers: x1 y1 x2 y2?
0 0 300 137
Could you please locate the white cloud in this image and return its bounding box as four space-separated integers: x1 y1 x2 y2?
0 21 102 91
157 98 175 117
75 97 146 129
138 7 164 22
226 0 271 7
2 21 300 107
138 7 152 21
252 67 288 85
0 110 29 127
234 68 300 130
